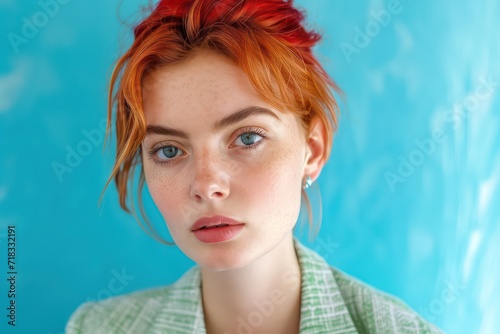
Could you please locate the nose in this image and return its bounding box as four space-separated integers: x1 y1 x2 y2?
189 150 230 202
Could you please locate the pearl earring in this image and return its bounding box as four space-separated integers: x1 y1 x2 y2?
303 176 313 190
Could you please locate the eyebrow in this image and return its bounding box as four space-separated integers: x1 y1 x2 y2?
145 106 281 139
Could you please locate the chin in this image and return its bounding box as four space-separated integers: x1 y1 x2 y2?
197 248 254 272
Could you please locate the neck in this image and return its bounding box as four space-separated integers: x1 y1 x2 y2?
200 234 302 334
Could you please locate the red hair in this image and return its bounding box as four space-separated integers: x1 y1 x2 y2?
105 0 341 243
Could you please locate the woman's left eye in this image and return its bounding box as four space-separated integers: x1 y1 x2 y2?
233 131 265 148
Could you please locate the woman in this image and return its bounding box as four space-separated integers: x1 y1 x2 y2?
67 0 443 333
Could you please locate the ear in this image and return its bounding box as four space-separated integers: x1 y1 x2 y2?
303 116 328 182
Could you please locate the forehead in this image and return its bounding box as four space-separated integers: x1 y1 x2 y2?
143 49 260 106
142 49 276 125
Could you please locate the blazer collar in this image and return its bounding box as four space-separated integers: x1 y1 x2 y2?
294 237 358 333
172 237 358 333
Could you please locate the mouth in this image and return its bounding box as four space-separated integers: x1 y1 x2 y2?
192 221 245 243
190 215 244 231
198 224 230 230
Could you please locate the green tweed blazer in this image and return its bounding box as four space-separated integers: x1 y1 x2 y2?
66 238 444 333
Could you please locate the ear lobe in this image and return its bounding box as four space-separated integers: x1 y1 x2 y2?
303 117 327 182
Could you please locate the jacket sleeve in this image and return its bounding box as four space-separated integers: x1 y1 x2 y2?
332 268 445 334
65 302 96 334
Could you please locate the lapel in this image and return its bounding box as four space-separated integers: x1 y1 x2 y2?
148 265 206 333
294 237 358 333
163 237 358 333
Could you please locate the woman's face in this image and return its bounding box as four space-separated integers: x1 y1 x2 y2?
141 48 314 271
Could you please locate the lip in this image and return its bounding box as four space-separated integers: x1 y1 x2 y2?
190 215 244 231
191 215 245 244
192 224 244 243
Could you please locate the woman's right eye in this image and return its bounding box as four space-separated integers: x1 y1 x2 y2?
149 145 184 165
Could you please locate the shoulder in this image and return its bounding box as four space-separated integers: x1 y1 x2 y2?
331 267 444 334
66 285 171 333
66 266 201 333
293 238 444 333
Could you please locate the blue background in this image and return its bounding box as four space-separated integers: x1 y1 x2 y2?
1 0 499 333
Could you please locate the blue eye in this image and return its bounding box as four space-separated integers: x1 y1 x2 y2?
234 132 264 147
157 146 183 160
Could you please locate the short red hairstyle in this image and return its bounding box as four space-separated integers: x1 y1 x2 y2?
105 0 341 243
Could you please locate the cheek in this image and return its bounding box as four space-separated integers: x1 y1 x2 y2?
143 165 186 224
244 144 304 221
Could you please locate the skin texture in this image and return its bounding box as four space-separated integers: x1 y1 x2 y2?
141 48 327 333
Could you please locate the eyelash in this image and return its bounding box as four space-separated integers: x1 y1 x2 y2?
147 126 267 166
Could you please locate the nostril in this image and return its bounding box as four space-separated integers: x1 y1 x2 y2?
211 191 225 198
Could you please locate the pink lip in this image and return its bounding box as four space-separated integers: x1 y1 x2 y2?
190 215 244 231
191 215 245 244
